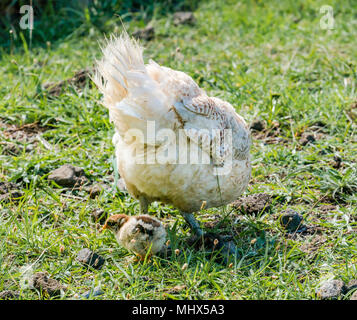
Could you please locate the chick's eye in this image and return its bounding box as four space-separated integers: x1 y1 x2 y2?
107 221 116 227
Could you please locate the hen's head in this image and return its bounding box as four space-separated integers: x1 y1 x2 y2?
103 214 129 232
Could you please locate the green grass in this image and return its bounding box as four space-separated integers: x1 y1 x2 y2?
0 0 356 299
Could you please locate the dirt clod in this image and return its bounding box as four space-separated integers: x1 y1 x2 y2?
0 141 21 155
87 183 104 198
250 119 266 132
231 193 271 215
0 181 23 202
299 132 316 146
173 12 196 26
76 248 105 269
316 279 346 300
0 290 19 299
251 121 284 144
31 272 65 297
132 25 155 41
43 68 93 97
350 291 357 300
48 164 87 188
331 155 342 169
346 280 357 293
91 208 107 225
1 120 49 144
280 209 306 233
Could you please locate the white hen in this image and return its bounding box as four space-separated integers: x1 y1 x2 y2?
94 32 251 256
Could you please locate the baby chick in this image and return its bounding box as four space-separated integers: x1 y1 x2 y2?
102 214 166 261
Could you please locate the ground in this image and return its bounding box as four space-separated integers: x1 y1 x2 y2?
0 0 356 299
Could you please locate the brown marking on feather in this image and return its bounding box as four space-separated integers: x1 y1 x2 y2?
136 215 161 228
169 106 186 128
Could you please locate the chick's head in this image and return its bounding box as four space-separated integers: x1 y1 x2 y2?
103 214 129 233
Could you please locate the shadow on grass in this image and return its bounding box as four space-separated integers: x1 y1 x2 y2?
0 0 200 51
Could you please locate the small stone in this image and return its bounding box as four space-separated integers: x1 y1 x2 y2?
231 193 271 215
173 12 196 26
117 178 127 193
91 208 107 225
0 290 19 300
48 164 87 188
31 272 65 297
300 132 316 146
346 280 357 293
132 25 155 41
250 119 266 132
88 184 103 198
280 209 305 233
316 279 346 300
350 291 357 300
331 155 342 169
76 248 105 269
81 286 104 299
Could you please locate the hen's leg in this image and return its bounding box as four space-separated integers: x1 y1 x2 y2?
139 196 149 214
180 211 239 263
181 212 204 237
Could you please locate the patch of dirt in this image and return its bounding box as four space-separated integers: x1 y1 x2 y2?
231 193 272 215
31 272 65 297
48 164 88 188
0 141 21 155
1 120 49 143
318 204 337 214
299 132 316 146
173 12 196 26
251 120 287 145
132 25 155 41
43 68 93 97
85 183 107 199
299 235 327 254
330 155 343 169
0 181 23 202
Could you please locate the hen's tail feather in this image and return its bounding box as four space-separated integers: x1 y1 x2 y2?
93 32 144 106
94 32 170 136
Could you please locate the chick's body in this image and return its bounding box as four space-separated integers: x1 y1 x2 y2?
104 214 166 260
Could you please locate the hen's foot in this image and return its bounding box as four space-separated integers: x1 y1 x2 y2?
187 232 239 264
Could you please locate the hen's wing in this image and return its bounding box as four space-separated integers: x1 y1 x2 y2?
175 95 250 164
146 61 251 164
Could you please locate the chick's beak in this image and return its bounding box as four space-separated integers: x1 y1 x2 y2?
101 224 108 233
